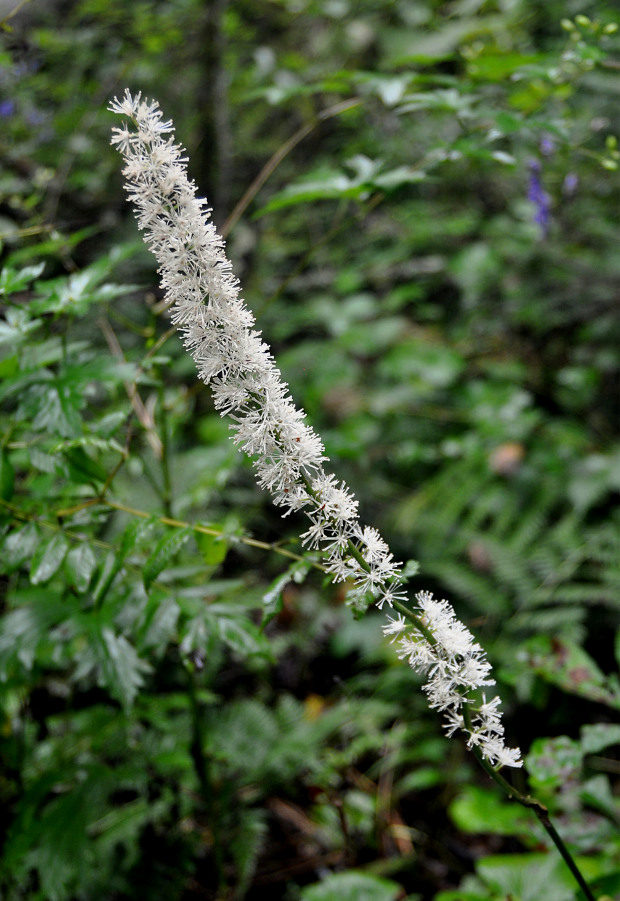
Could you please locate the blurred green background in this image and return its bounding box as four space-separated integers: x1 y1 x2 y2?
0 1 619 899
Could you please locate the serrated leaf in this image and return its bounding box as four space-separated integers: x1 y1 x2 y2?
30 532 70 585
92 550 120 605
218 615 272 659
64 446 109 485
230 808 267 896
118 515 158 561
0 595 68 676
96 627 151 708
64 543 97 594
138 592 179 656
143 526 192 591
0 521 41 574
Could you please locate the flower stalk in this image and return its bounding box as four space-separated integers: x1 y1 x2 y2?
108 88 599 901
109 88 522 770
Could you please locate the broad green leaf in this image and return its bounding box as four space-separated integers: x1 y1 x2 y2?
526 736 582 791
300 870 401 901
30 532 70 585
580 774 620 822
0 521 41 574
477 853 575 901
524 635 620 709
64 543 97 594
194 527 228 566
449 785 532 837
580 722 620 755
143 526 192 590
434 892 490 901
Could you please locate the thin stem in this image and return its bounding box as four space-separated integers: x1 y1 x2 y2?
158 381 173 517
222 98 361 237
186 664 225 890
462 706 596 901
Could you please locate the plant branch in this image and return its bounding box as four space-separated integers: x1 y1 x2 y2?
462 705 596 901
222 97 361 237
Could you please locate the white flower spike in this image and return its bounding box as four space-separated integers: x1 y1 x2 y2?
110 89 521 768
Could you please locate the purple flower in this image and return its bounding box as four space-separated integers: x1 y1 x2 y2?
0 99 15 118
563 172 579 196
540 135 555 157
527 159 551 238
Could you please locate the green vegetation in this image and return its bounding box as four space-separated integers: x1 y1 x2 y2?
0 1 618 899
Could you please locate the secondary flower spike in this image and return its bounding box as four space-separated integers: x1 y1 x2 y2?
110 89 521 769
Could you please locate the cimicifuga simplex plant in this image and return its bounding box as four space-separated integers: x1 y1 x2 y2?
109 90 596 901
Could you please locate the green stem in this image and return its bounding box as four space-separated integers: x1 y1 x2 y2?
186 664 225 891
462 706 595 901
158 382 173 518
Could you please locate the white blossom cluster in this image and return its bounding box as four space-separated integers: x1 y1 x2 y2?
109 90 521 768
384 593 522 767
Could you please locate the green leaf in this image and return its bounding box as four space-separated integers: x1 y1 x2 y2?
194 527 228 566
0 522 41 574
526 736 583 791
0 448 15 501
64 543 97 594
449 785 532 837
118 514 158 561
580 722 620 755
95 627 151 709
218 614 272 660
434 892 490 901
143 526 192 590
138 592 179 656
0 595 68 676
300 870 402 901
0 307 43 346
230 808 267 896
261 559 311 631
580 774 620 823
92 550 121 605
30 532 70 585
476 853 576 901
0 262 45 296
63 446 109 485
524 635 620 709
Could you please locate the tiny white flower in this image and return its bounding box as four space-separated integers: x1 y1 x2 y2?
110 91 522 770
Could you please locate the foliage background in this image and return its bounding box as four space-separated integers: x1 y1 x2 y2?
0 1 619 899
